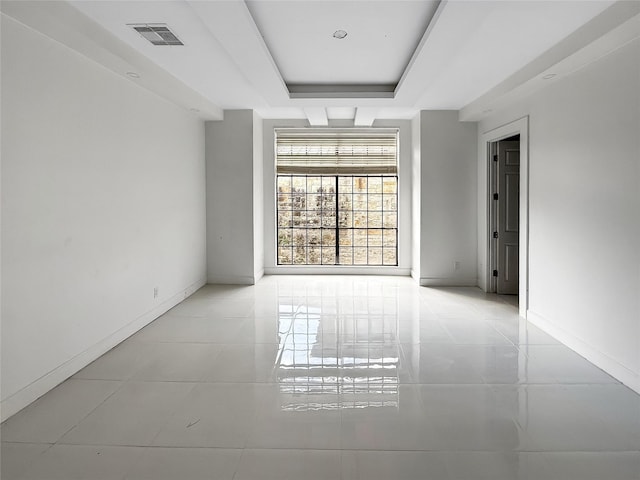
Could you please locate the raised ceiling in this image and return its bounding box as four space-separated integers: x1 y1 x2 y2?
245 0 440 98
4 0 638 124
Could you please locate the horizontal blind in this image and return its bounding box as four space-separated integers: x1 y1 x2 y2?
276 129 398 174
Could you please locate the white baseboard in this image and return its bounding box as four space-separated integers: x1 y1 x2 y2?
0 277 206 422
528 310 640 395
253 269 265 283
207 274 256 285
419 277 477 287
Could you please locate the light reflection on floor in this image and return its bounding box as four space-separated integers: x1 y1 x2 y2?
276 301 400 411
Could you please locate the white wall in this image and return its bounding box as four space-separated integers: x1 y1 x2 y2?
1 15 207 420
411 115 422 281
418 111 478 286
253 112 264 281
262 119 413 275
478 39 640 393
205 110 261 284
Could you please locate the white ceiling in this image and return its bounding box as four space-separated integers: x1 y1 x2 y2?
6 0 638 124
245 0 439 87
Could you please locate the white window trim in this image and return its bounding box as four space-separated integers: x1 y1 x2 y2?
262 120 412 276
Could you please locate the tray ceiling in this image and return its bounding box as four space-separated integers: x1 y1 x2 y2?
4 0 632 123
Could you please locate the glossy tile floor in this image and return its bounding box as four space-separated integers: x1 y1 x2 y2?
2 276 639 479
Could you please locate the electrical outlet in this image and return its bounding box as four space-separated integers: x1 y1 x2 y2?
454 261 461 271
153 287 159 298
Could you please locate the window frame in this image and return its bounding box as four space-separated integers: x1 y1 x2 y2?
276 174 399 266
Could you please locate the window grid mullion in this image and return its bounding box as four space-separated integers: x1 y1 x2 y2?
277 174 397 266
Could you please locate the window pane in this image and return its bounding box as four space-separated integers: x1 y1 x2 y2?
278 193 292 210
368 229 382 246
338 199 352 227
292 191 306 210
383 212 397 229
307 176 321 194
353 212 367 228
322 176 335 191
321 213 336 228
354 230 367 247
368 211 382 228
307 192 321 212
308 229 321 246
339 247 353 265
383 229 396 247
278 210 292 228
353 247 368 265
353 194 367 210
339 229 353 247
339 176 352 193
368 247 382 264
293 245 307 264
278 229 292 247
322 229 336 246
307 208 320 227
383 195 397 211
322 248 336 265
354 177 367 193
308 247 321 265
278 175 292 192
367 194 382 211
383 248 397 265
292 176 306 191
292 229 306 246
292 210 306 227
382 177 397 193
278 247 292 264
368 177 382 193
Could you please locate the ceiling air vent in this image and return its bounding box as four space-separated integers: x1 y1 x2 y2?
130 24 183 46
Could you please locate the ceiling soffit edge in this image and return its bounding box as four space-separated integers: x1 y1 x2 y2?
459 1 640 122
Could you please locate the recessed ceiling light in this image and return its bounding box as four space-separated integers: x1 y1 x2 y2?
126 71 140 78
333 30 348 39
542 73 556 80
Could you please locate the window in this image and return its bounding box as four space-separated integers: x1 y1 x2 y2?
276 129 398 266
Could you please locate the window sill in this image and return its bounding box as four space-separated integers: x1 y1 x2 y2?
264 266 411 276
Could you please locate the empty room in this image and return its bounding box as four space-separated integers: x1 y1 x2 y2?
1 0 639 479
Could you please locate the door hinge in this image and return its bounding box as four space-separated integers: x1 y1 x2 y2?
493 193 499 200
493 269 498 277
493 231 498 239
493 154 498 162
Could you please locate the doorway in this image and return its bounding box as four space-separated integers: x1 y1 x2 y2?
480 117 529 317
490 135 520 295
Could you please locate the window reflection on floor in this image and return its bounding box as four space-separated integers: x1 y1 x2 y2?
276 297 399 411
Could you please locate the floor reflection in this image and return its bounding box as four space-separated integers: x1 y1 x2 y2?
276 301 399 411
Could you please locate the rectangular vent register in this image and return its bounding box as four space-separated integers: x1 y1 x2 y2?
130 24 183 46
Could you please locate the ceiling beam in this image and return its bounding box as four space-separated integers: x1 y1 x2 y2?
187 0 289 104
354 108 378 127
304 108 328 126
393 0 446 102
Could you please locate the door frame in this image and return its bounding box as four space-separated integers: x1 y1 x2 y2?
479 116 529 318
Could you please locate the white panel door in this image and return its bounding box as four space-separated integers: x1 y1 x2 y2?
497 140 520 295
